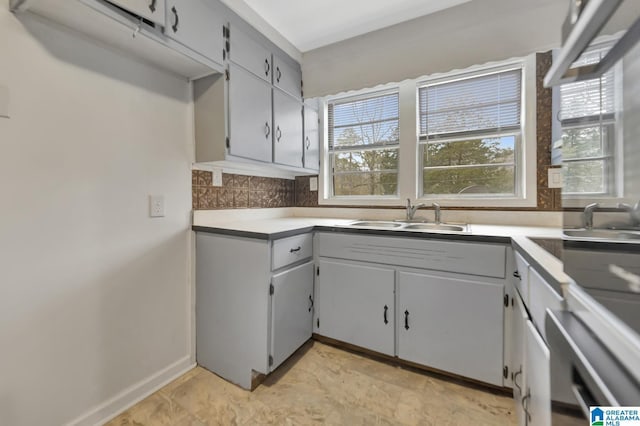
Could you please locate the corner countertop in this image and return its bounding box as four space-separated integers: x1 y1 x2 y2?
193 215 570 294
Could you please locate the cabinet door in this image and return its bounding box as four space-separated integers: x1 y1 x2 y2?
109 0 165 26
165 0 224 64
229 25 272 83
270 262 314 370
303 106 320 170
398 271 504 386
315 259 395 356
512 292 528 426
273 55 302 99
273 90 303 168
228 64 273 162
524 320 551 426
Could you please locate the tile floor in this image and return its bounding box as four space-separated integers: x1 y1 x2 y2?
106 341 582 425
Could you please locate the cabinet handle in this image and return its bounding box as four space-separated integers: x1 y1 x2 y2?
170 6 179 33
276 67 281 83
265 122 271 139
148 0 156 12
289 246 301 253
305 136 310 150
264 59 270 77
404 310 409 330
308 295 314 312
383 305 388 324
276 126 282 142
522 389 532 423
513 367 522 393
513 270 521 279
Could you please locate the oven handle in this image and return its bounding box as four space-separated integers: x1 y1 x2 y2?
545 308 640 410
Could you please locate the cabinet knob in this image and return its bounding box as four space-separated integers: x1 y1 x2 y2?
264 59 270 77
276 126 282 142
265 122 271 139
309 295 314 312
149 0 156 12
170 6 179 33
276 67 281 83
404 310 410 330
383 305 389 324
306 136 310 149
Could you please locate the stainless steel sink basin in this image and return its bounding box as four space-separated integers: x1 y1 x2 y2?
403 223 467 232
564 229 640 241
349 221 403 228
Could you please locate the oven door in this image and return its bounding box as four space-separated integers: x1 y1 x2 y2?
546 308 640 417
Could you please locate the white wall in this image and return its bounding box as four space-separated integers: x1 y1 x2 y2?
302 0 568 97
0 6 194 426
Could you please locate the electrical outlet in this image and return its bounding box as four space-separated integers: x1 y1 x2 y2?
548 168 562 189
149 195 165 217
212 168 223 187
309 176 318 191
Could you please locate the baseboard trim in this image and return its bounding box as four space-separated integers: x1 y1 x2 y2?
65 356 196 426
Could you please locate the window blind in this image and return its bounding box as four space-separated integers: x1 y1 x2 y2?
559 46 616 121
328 92 399 151
419 69 522 140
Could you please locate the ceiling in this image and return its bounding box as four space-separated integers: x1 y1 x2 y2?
238 0 472 52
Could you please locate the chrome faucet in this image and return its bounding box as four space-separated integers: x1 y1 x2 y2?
406 198 426 221
617 201 640 227
432 202 441 224
582 203 600 230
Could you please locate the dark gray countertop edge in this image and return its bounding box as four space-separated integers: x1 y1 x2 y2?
192 225 316 241
511 238 564 295
193 224 512 244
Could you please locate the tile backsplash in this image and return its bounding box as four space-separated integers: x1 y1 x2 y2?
192 171 318 210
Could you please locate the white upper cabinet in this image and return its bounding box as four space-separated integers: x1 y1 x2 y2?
165 0 224 64
228 24 272 83
273 55 302 99
109 0 165 26
227 64 273 163
303 103 320 171
273 90 304 168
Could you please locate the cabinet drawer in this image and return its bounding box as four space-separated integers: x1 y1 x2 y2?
513 250 530 304
529 267 563 342
272 233 313 270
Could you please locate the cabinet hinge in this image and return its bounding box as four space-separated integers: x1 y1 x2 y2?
269 283 274 295
503 366 509 379
226 137 230 149
222 49 226 61
226 40 230 53
316 318 319 328
225 69 230 80
504 294 509 307
316 266 319 276
268 355 273 366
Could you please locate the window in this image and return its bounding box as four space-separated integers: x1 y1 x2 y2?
418 67 523 197
327 91 399 197
558 44 619 196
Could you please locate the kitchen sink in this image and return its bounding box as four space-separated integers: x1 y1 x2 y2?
403 223 467 232
349 221 404 228
564 229 640 241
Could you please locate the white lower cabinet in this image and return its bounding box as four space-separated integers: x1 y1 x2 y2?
398 271 505 386
315 259 395 356
524 320 551 426
196 232 314 389
512 291 528 426
270 262 314 370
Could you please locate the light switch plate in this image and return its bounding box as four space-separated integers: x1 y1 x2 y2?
149 195 165 217
309 176 318 191
548 168 562 189
212 168 223 187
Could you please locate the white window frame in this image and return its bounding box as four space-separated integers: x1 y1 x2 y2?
318 54 537 207
555 38 625 208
